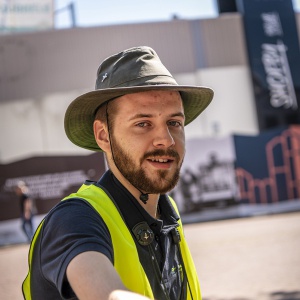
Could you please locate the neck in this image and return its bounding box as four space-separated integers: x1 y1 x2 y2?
109 165 160 218
140 194 160 219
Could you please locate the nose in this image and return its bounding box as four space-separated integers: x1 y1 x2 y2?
153 126 175 148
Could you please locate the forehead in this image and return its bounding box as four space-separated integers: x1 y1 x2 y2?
114 90 183 112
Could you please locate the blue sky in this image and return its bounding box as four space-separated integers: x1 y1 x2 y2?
54 0 219 28
54 0 300 28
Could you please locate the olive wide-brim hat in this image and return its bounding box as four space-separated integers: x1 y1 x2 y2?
64 46 214 151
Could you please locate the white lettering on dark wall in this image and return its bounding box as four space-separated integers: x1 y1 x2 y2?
261 41 298 110
261 12 283 37
260 11 297 110
4 170 94 200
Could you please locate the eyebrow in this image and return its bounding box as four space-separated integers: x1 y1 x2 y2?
128 112 185 121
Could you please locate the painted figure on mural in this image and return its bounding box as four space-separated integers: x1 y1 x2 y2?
15 181 35 242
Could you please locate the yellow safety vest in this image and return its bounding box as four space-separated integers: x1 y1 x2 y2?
23 183 201 300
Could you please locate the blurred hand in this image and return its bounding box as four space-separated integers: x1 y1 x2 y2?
109 290 152 300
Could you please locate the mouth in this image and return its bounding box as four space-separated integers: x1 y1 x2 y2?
146 157 175 169
149 158 173 163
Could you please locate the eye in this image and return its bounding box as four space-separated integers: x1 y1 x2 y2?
168 120 182 127
136 122 150 128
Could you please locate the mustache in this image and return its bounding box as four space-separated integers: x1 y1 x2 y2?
142 148 180 161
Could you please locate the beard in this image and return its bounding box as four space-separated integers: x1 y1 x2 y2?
110 136 183 194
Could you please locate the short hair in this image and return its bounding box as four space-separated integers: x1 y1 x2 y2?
94 100 119 159
94 99 119 130
17 181 26 188
15 181 28 193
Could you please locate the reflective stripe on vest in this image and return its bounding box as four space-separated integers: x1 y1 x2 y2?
22 183 201 300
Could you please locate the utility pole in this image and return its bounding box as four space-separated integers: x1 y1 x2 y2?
55 2 76 27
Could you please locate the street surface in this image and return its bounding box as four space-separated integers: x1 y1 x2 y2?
0 212 299 300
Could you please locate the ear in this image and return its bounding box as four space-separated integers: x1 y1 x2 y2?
93 120 110 152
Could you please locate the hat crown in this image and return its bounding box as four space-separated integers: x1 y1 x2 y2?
95 46 177 89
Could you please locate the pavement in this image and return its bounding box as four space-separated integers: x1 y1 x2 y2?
1 211 300 300
187 211 300 300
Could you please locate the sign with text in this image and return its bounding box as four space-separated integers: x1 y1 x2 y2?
0 152 105 221
0 0 53 33
237 0 300 130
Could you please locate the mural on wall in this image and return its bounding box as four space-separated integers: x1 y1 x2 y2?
0 152 105 221
235 125 300 204
170 136 238 213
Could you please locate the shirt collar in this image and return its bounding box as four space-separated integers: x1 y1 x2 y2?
95 170 179 234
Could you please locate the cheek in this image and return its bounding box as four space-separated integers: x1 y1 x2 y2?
174 132 185 153
119 134 148 157
178 143 186 160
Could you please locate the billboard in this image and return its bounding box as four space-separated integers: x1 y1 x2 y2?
0 0 53 33
0 152 105 221
237 0 300 130
170 136 238 213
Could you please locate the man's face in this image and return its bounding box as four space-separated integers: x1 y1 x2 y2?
108 90 185 194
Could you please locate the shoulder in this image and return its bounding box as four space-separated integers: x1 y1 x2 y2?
43 198 107 234
39 198 114 264
32 198 114 294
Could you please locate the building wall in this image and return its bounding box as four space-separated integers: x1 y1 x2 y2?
0 66 258 163
1 13 299 163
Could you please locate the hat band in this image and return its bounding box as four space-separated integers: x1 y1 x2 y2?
96 75 178 89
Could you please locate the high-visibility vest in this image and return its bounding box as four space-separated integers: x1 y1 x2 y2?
23 183 201 300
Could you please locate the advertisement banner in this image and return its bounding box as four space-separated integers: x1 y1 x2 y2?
170 136 238 213
0 0 53 33
236 0 300 130
0 152 105 221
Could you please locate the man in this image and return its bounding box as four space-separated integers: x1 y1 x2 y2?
15 181 34 242
22 46 213 300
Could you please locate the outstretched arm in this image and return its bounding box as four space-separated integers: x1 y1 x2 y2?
109 290 152 300
67 251 152 300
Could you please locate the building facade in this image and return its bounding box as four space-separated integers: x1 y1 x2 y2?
1 13 300 163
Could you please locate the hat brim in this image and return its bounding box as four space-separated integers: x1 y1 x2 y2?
64 85 214 151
